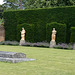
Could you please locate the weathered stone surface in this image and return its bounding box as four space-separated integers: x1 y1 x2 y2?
0 51 35 63
0 57 35 63
19 40 25 46
50 41 56 48
0 51 26 58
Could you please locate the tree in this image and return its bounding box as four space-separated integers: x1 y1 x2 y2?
3 0 21 10
0 5 4 19
24 0 75 9
20 0 22 9
24 0 57 9
2 0 75 10
57 0 74 6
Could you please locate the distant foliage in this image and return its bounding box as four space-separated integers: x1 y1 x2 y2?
70 27 75 43
0 5 3 19
46 22 66 43
24 0 75 9
0 19 4 25
2 0 75 10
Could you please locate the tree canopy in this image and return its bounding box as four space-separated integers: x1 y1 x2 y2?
2 0 75 10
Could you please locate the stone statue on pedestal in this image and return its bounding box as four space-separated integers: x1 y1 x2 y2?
21 27 26 40
19 27 26 46
50 28 57 48
51 28 56 42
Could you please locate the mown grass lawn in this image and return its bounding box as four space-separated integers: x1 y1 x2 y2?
0 45 75 75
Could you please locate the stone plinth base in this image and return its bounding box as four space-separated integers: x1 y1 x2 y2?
0 51 35 63
73 44 75 50
19 40 25 46
0 51 26 58
0 57 35 63
50 41 56 48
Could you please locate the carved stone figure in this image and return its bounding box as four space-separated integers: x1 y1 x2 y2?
21 27 26 40
19 27 26 46
51 28 57 41
50 28 57 48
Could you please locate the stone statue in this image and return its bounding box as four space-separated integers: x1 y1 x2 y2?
19 27 26 46
51 28 57 41
50 28 57 48
20 27 26 40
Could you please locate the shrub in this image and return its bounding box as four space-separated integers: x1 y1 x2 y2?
22 41 49 48
17 23 34 42
3 11 17 41
3 6 75 42
70 27 75 43
33 22 46 42
0 41 19 45
46 22 66 43
54 43 73 50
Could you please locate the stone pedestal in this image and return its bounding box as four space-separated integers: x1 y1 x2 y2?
19 40 25 46
73 43 75 50
50 41 56 48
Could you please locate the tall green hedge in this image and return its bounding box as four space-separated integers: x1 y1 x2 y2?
33 22 46 42
3 6 75 43
3 11 17 41
17 23 46 42
17 23 34 42
70 27 75 43
46 22 66 43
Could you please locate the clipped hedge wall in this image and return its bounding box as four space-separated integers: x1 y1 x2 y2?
70 27 75 43
3 11 17 41
46 22 66 43
17 22 46 42
33 22 46 42
3 6 75 43
17 23 34 42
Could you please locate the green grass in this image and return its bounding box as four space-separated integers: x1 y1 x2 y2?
0 45 75 75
